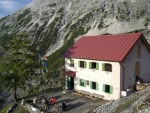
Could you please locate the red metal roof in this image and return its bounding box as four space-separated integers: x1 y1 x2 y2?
65 71 76 77
63 33 146 62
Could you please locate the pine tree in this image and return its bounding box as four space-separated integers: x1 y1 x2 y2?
0 33 41 103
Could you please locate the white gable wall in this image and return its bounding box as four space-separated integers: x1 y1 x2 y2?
121 39 150 91
65 36 150 100
65 58 121 100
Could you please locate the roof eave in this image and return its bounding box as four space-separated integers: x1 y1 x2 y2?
140 34 150 52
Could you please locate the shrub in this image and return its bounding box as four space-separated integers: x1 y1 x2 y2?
24 14 32 24
48 3 56 7
36 21 47 38
39 22 55 53
120 15 125 21
0 33 14 45
118 7 120 14
34 23 39 28
116 16 118 20
65 21 72 28
123 2 127 6
17 8 31 21
64 32 70 42
146 18 150 22
139 10 145 17
47 25 90 71
98 19 104 29
102 11 107 18
57 8 64 13
144 22 149 27
126 18 130 21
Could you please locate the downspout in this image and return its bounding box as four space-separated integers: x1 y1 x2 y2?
120 64 124 91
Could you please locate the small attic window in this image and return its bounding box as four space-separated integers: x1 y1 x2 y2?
135 31 139 33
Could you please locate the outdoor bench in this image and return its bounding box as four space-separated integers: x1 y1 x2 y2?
92 93 104 99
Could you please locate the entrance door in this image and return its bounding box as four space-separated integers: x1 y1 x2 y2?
67 77 74 90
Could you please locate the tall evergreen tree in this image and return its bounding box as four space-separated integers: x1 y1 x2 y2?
0 34 41 103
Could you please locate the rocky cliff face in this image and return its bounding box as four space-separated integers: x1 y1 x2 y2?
0 0 150 56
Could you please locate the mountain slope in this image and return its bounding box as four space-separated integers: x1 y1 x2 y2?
0 0 150 110
0 0 150 57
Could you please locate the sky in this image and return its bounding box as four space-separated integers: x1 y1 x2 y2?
0 0 33 18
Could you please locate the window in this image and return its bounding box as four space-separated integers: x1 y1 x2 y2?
105 85 110 93
90 81 98 90
103 84 113 94
89 62 99 70
79 79 86 87
70 59 74 67
102 63 112 72
92 62 96 69
78 61 86 68
92 82 96 89
80 61 84 68
135 61 140 76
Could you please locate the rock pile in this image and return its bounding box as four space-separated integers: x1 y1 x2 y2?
93 85 150 113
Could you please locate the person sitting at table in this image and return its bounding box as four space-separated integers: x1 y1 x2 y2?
62 101 67 111
49 97 56 105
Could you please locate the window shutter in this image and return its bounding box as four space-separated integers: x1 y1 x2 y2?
84 80 86 87
110 64 112 72
89 62 92 69
110 86 113 94
90 81 92 89
96 83 99 90
70 59 74 66
102 63 105 71
96 63 99 70
84 62 86 68
78 79 81 86
102 84 105 92
78 61 80 67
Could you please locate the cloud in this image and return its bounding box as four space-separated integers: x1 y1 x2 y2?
0 0 32 18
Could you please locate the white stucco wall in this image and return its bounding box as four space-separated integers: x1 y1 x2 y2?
65 58 121 100
121 38 150 91
65 37 150 100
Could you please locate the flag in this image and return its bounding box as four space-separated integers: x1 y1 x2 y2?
38 49 42 59
41 55 48 60
42 60 48 66
46 68 50 72
43 68 50 72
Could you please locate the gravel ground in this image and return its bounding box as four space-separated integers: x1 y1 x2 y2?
27 88 108 113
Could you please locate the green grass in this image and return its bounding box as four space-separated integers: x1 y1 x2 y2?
19 105 30 113
0 104 11 113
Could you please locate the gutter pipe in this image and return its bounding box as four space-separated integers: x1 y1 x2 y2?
120 64 125 91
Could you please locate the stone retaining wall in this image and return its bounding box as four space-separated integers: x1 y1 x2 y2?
93 85 150 113
20 99 43 113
